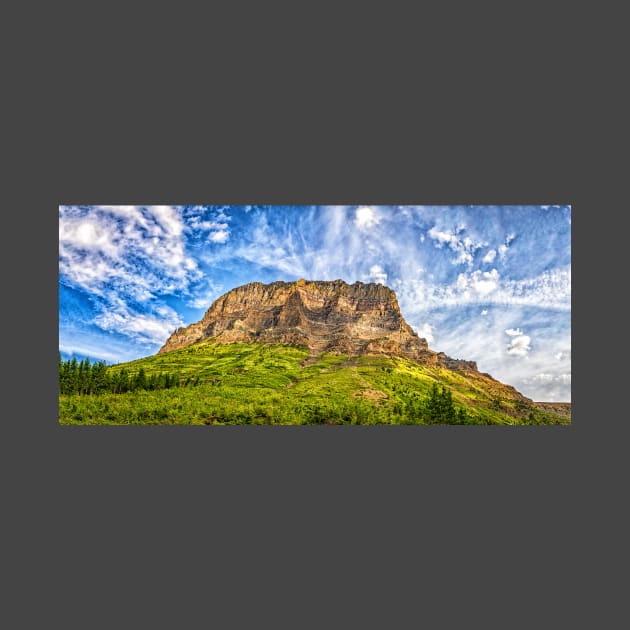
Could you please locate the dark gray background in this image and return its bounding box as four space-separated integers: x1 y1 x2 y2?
5 2 624 628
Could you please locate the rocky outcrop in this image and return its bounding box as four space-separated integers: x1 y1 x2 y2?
533 401 572 417
158 279 477 371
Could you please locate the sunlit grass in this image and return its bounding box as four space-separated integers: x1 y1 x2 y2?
59 342 570 426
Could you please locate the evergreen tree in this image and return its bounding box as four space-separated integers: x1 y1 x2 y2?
69 357 78 394
135 368 148 390
91 361 108 393
424 383 459 424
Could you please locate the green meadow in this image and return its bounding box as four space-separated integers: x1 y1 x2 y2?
59 342 569 426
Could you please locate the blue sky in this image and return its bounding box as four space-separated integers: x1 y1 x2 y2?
59 205 571 401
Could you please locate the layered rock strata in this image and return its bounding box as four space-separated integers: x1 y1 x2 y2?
158 279 477 372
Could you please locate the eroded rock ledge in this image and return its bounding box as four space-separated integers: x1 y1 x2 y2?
158 279 477 371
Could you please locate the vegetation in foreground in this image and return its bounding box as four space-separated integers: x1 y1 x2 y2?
58 343 570 426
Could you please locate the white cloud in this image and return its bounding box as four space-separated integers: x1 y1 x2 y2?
227 213 309 277
505 328 531 357
415 323 434 345
482 249 497 263
472 269 500 296
188 208 232 244
209 230 230 243
501 266 571 310
59 205 199 346
397 265 570 313
355 206 379 230
199 220 229 230
481 309 488 316
94 303 183 345
59 342 123 363
150 205 184 237
403 305 570 401
367 264 387 285
427 225 486 267
187 282 225 309
59 205 200 294
454 269 500 297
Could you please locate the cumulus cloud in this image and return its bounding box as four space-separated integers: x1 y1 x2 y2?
482 249 497 263
209 230 230 243
471 269 500 296
367 264 388 285
427 225 486 267
355 206 379 230
194 220 228 231
455 269 500 297
186 207 232 244
505 328 531 357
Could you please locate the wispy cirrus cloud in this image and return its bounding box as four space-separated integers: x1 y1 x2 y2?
395 265 570 315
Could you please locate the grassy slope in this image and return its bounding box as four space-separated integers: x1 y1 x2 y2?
59 342 570 425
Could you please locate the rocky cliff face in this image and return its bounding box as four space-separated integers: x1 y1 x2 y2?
158 279 477 371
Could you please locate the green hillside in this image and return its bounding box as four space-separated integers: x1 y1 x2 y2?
58 342 570 425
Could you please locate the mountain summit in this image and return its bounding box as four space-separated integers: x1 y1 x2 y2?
158 279 476 371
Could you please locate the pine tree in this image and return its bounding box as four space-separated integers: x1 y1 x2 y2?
440 387 456 423
135 368 147 390
69 358 78 394
424 383 441 423
423 383 459 424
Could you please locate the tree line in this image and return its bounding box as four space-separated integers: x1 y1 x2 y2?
388 382 472 424
59 355 199 395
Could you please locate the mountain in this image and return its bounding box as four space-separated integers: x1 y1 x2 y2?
58 279 571 425
159 279 476 370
